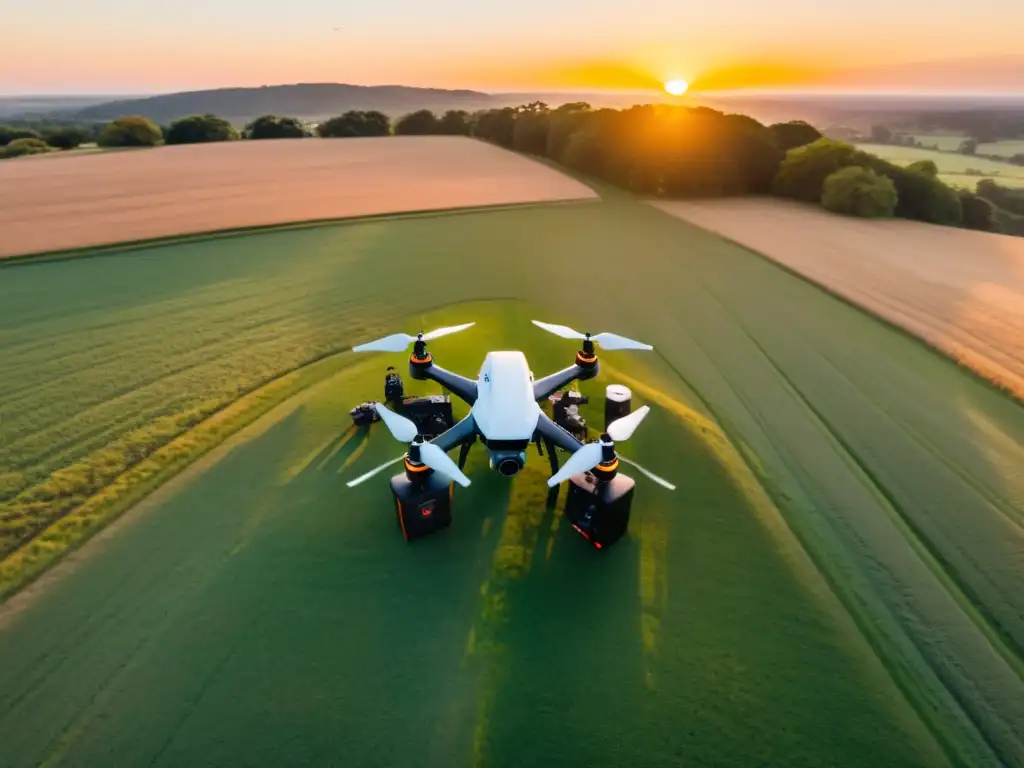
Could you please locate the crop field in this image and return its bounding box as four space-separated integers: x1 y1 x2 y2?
2 190 1024 766
0 136 596 258
857 142 1024 190
650 196 1024 401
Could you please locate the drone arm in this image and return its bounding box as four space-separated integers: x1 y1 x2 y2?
414 361 478 406
430 412 478 454
535 411 585 454
532 364 597 402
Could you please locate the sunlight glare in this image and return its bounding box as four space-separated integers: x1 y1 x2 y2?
664 79 689 96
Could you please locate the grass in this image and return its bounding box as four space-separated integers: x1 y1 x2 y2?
857 142 1024 189
0 300 954 768
2 194 1024 765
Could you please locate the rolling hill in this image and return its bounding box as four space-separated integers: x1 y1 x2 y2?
67 83 505 123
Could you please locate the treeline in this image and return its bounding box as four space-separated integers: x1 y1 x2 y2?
4 104 1021 238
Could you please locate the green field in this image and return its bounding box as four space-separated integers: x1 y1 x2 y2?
858 142 1024 189
2 193 1024 766
913 135 1024 158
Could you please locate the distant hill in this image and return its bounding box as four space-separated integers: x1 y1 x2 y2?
67 83 507 124
0 95 141 119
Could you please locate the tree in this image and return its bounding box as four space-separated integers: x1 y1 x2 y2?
976 179 1024 216
394 110 440 136
165 114 239 144
44 127 86 150
0 137 53 158
957 190 999 232
906 159 938 177
244 115 308 139
96 116 162 147
512 108 550 155
0 125 41 146
958 138 978 155
437 110 471 136
821 166 898 218
768 121 823 152
772 138 867 202
546 104 591 162
316 111 390 137
473 107 517 148
873 161 962 225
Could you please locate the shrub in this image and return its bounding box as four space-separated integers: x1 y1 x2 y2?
97 116 162 147
875 162 962 225
0 137 53 159
43 127 86 150
976 179 1024 216
906 159 938 177
394 109 439 136
244 115 308 139
0 125 41 146
316 111 390 138
821 166 898 218
165 114 238 144
772 138 865 202
436 110 471 136
768 120 823 152
957 190 999 232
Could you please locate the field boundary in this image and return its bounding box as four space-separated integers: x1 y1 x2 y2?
647 201 1024 410
0 197 599 268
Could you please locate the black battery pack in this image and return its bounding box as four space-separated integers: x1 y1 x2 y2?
563 471 636 549
390 471 454 541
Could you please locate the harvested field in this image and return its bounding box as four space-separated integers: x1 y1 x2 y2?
650 197 1024 401
0 136 596 258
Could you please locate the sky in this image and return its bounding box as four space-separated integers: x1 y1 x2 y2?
3 0 1024 95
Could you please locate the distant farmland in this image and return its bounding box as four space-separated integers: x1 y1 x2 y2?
651 196 1024 401
0 136 597 258
858 142 1024 189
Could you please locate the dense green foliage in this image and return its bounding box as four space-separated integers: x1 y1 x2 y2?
976 179 1024 216
315 110 390 137
0 137 53 159
906 159 939 177
165 114 239 144
436 109 472 135
244 114 309 139
393 109 440 135
13 208 1024 766
97 115 163 147
957 190 999 232
0 125 41 146
768 120 823 152
821 166 898 218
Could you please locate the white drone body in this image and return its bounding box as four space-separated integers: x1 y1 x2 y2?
345 320 675 491
472 351 539 440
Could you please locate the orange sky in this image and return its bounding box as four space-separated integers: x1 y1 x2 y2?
4 0 1024 94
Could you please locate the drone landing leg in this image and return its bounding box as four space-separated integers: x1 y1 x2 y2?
543 436 559 477
457 439 474 471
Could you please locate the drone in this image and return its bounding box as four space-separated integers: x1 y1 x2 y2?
344 320 675 548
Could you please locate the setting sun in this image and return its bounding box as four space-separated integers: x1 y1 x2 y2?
664 79 689 96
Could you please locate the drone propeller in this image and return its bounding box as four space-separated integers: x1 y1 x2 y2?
346 403 471 488
546 406 674 489
531 320 652 351
352 323 475 353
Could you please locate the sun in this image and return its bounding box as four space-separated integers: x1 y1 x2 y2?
664 79 689 96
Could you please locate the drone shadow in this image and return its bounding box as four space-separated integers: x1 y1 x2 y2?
294 423 372 480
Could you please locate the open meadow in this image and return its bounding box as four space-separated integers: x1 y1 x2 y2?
0 136 596 258
913 135 1024 158
1 158 1024 766
857 142 1024 189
